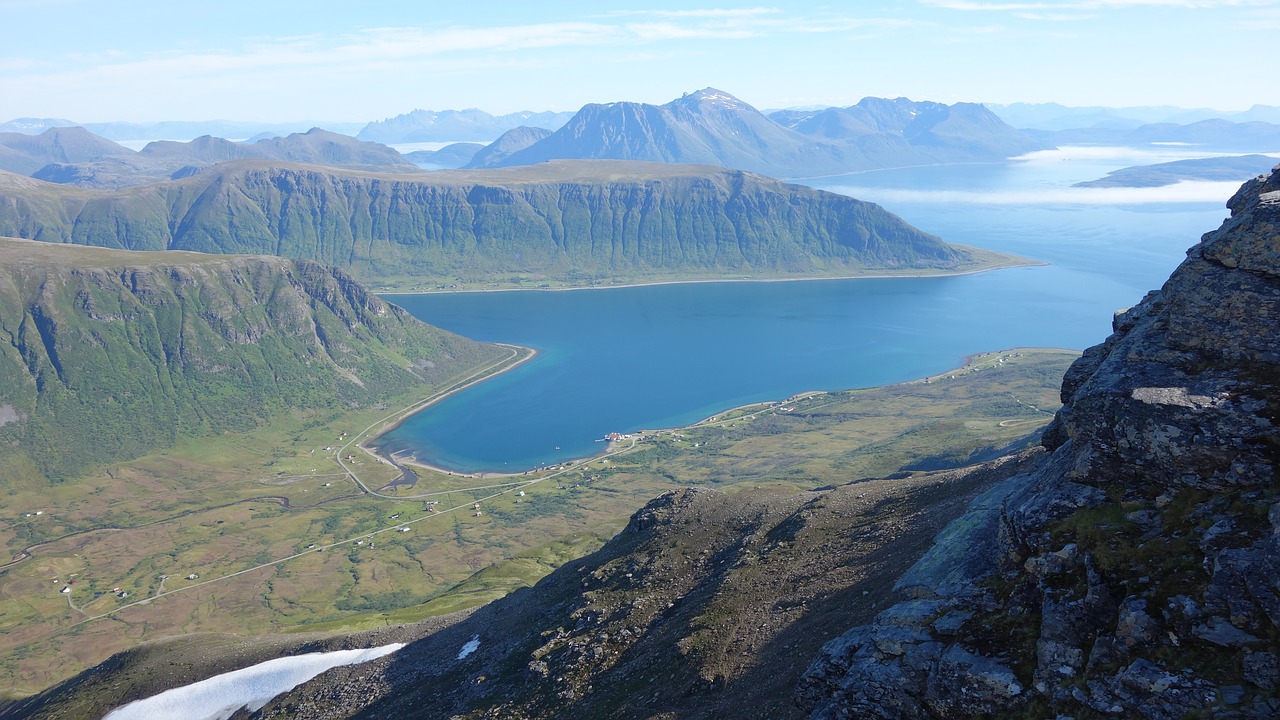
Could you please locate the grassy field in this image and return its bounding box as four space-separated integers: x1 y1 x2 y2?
0 346 1077 696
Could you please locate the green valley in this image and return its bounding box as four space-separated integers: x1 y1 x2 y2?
0 323 1075 696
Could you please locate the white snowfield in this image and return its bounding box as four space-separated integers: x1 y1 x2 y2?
103 643 405 720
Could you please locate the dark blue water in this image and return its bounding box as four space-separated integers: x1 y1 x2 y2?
377 148 1238 472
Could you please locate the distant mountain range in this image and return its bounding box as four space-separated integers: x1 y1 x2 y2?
0 237 501 481
356 109 576 144
8 92 1280 190
1 127 420 189
0 117 366 141
0 159 989 286
768 95 1049 163
0 127 131 176
1023 119 1280 153
988 102 1280 131
466 88 1047 178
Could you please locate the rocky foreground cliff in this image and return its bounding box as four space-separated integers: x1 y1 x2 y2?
799 165 1280 718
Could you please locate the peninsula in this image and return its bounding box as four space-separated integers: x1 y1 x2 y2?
0 159 1026 290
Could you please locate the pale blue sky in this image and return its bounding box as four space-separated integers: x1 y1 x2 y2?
1 1 1276 122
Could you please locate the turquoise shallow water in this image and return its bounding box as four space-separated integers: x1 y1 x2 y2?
375 148 1238 473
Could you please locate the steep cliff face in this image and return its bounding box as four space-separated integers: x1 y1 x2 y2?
0 160 974 285
0 238 502 481
798 167 1280 718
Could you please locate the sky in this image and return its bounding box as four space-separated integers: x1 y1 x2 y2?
1 0 1276 123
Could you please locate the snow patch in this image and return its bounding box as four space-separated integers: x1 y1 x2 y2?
457 635 481 660
103 643 404 720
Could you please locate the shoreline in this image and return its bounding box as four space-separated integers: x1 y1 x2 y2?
344 343 539 489
380 345 1080 480
380 250 1044 296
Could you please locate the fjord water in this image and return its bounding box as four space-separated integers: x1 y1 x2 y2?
377 148 1245 473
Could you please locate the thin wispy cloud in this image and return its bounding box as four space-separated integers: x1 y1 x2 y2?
1246 6 1280 25
1013 11 1097 19
2 2 1268 121
2 11 900 76
605 7 783 17
626 22 759 41
923 0 1270 10
0 10 913 99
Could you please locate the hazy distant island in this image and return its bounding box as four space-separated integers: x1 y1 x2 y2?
460 88 1048 178
1073 153 1278 188
0 88 1051 184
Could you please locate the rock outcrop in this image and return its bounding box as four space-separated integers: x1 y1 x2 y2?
253 460 1029 720
798 166 1280 717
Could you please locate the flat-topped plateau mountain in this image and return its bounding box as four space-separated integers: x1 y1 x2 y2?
0 159 1014 288
0 237 503 482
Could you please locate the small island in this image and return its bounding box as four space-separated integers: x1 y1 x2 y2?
1073 153 1277 188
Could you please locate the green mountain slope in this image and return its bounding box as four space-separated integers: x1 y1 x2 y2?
0 160 996 287
0 238 503 481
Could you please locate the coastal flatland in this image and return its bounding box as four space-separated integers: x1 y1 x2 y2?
0 346 1077 696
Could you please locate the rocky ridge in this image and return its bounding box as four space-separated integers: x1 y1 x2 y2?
798 165 1280 718
242 458 1033 720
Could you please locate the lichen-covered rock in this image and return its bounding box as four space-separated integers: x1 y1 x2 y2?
799 164 1280 718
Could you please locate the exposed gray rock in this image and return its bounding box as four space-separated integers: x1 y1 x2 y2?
799 165 1280 719
1194 616 1263 647
1243 649 1280 691
1114 597 1159 649
924 645 1024 717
